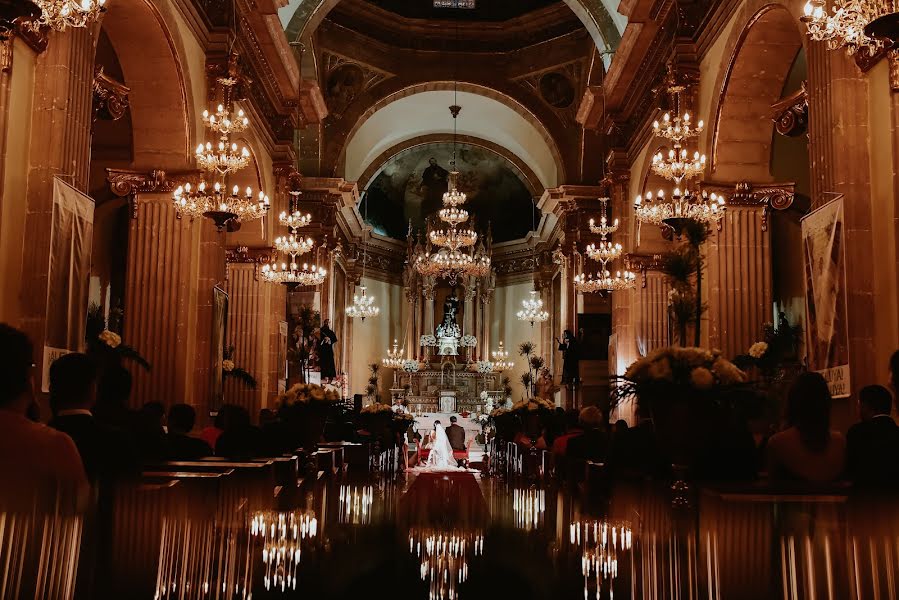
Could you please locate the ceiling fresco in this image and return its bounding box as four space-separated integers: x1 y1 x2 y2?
363 142 539 244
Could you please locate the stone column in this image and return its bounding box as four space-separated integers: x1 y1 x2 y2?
606 163 638 377
422 279 435 336
806 44 878 416
462 278 476 337
20 27 95 374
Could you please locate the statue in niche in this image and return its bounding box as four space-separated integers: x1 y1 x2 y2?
436 287 461 356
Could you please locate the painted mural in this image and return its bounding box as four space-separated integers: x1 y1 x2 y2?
363 142 538 243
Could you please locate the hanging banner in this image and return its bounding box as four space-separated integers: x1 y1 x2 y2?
801 195 850 398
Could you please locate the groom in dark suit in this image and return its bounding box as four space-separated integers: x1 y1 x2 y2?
446 416 466 452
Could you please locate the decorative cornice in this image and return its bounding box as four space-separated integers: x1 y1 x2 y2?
624 252 666 288
225 245 276 263
770 82 808 138
106 168 201 217
701 181 795 231
0 4 46 53
93 66 130 123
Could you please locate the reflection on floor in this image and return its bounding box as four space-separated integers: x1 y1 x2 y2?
5 465 899 599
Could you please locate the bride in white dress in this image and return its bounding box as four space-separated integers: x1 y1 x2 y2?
424 423 458 470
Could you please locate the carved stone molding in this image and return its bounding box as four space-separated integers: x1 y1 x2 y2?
701 181 795 231
890 50 899 92
106 168 201 218
770 82 808 137
624 253 666 288
93 66 130 122
225 245 277 281
0 4 46 53
0 37 10 72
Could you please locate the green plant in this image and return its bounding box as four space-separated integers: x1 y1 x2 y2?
85 302 151 371
222 345 257 389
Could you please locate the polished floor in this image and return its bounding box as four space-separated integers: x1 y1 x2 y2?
6 468 899 599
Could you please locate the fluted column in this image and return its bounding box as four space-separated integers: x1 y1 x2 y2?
807 42 878 410
607 168 638 376
19 27 95 371
706 206 771 357
635 268 672 355
462 280 475 337
422 280 435 336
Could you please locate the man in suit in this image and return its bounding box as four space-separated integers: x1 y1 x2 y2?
446 415 466 452
166 403 213 460
48 353 138 482
846 385 899 487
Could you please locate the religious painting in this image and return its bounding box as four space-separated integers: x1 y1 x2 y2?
539 72 575 108
364 142 538 243
211 286 229 410
576 313 611 361
326 63 365 117
801 196 850 398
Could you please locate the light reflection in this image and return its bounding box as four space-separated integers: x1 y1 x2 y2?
408 529 484 600
569 520 633 599
251 510 318 593
512 487 545 531
338 485 374 525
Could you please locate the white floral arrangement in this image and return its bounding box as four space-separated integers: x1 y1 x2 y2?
98 330 122 349
460 335 478 348
360 402 392 415
483 394 494 415
419 334 437 347
222 359 235 372
476 360 494 374
401 359 420 373
748 341 769 359
278 382 341 406
622 346 747 391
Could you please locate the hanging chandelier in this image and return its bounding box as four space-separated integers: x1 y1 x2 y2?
201 104 249 137
428 226 477 251
635 73 725 235
585 240 623 263
346 285 380 321
516 290 549 326
32 0 106 31
490 341 514 372
381 339 405 368
280 208 312 230
274 233 314 256
195 140 251 176
588 198 619 237
442 170 467 207
574 269 636 293
172 182 270 230
260 259 326 287
437 205 469 227
801 0 886 56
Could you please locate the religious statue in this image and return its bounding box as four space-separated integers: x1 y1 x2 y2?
436 288 461 356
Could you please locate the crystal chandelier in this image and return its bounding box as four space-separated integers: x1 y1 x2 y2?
428 226 477 251
490 341 513 372
517 290 549 325
574 269 636 293
588 199 619 237
195 140 251 176
585 240 623 263
172 182 270 230
801 0 886 56
201 104 249 137
443 170 467 207
260 258 326 287
280 208 312 230
32 0 106 31
274 233 314 256
635 74 725 234
348 192 380 320
438 205 469 227
346 285 380 321
381 339 405 368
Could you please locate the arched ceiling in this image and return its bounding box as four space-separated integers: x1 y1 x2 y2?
278 0 624 59
343 89 562 188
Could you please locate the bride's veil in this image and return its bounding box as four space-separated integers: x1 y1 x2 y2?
428 423 455 467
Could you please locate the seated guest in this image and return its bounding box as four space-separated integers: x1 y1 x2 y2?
215 405 265 459
846 385 899 487
200 406 229 450
93 365 137 431
0 324 87 503
446 415 466 452
766 372 846 482
607 406 667 480
48 353 138 482
551 409 583 458
166 403 213 460
566 406 608 464
134 401 169 461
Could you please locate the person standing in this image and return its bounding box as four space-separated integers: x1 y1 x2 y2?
319 319 338 384
445 415 466 452
556 330 580 385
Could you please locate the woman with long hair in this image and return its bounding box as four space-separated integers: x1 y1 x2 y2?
766 372 845 482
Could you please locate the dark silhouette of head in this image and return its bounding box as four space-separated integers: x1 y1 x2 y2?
168 403 196 435
429 157 437 166
49 353 97 412
97 364 132 410
139 401 166 432
787 372 832 452
860 385 893 420
563 330 574 342
434 420 441 426
578 406 603 430
0 323 34 411
449 416 457 424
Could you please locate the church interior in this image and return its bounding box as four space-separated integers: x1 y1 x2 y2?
1 0 899 597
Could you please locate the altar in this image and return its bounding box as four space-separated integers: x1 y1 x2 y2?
406 361 500 414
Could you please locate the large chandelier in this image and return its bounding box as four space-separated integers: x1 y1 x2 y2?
274 233 314 256
443 170 467 207
574 269 636 293
172 182 270 230
260 258 326 287
490 341 513 372
575 194 635 294
585 240 622 263
195 140 251 176
517 290 549 326
32 0 105 31
201 104 249 137
588 199 619 237
801 0 886 56
346 285 380 321
381 339 405 368
635 74 725 235
429 226 477 251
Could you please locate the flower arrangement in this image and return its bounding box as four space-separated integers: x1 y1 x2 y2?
733 314 803 378
222 345 257 389
748 341 768 359
476 361 493 374
401 359 420 373
360 402 392 415
460 335 478 348
86 303 151 371
517 341 547 400
511 397 556 413
366 363 380 400
489 407 510 418
279 382 341 407
419 334 437 347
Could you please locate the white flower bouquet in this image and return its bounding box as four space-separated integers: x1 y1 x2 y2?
98 330 122 349
401 359 420 373
279 382 341 406
476 360 494 374
419 334 437 347
460 335 478 348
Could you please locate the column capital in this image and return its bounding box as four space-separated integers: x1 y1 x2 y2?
106 168 201 218
701 181 796 231
624 253 666 288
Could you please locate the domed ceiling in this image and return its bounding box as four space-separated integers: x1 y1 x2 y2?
363 142 539 244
